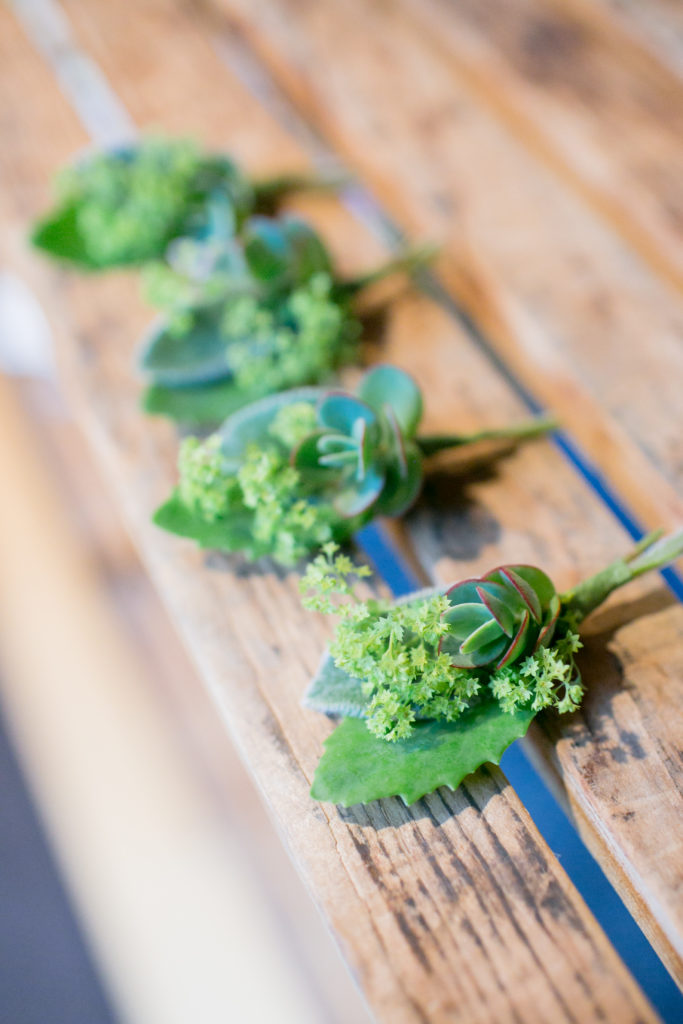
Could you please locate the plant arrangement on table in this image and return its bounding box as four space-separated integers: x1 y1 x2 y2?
31 135 334 270
154 364 552 565
300 530 683 806
32 134 431 426
138 217 432 425
34 135 677 817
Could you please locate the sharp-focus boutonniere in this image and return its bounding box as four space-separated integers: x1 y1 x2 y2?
138 215 431 425
153 364 552 565
300 529 683 806
31 135 331 271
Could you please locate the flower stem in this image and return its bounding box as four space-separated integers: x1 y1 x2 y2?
416 415 556 457
336 243 438 298
251 171 349 204
561 528 683 622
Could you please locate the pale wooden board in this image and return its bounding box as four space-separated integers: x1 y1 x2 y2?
186 0 683 979
218 0 683 536
399 0 683 292
590 0 683 77
1 1 665 1019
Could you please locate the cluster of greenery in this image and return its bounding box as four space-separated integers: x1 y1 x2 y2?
156 401 361 565
32 137 683 808
32 137 252 269
301 544 583 743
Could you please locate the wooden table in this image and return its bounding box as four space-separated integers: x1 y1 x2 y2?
2 0 682 1020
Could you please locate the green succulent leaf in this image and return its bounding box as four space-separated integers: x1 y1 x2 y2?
373 444 423 516
243 216 291 282
217 386 321 458
334 464 386 518
283 218 333 281
357 364 422 438
317 393 377 434
311 701 535 806
139 306 232 386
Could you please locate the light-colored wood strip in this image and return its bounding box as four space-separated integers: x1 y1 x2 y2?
0 375 363 1024
8 373 375 1024
217 0 683 530
590 0 683 78
2 2 662 1019
398 0 683 294
52 0 683 985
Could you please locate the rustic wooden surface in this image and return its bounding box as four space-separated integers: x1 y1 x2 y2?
221 0 683 532
3 0 683 1018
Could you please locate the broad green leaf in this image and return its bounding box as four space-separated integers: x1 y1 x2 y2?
153 489 252 551
311 700 535 806
31 202 105 270
138 307 231 387
141 379 257 425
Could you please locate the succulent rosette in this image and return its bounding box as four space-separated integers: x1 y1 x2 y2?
300 529 683 806
440 565 560 669
155 364 552 564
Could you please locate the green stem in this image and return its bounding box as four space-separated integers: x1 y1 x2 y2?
560 528 683 623
251 171 348 204
336 243 438 299
416 416 556 457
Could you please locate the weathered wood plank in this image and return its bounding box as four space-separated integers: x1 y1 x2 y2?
590 0 683 77
218 0 683 536
49 0 683 986
2 1 664 1019
399 0 683 292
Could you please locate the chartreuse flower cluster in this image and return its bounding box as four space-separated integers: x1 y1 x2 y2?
154 365 551 565
301 528 683 806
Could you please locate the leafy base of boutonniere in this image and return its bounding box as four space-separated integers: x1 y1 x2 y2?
301 530 683 806
311 706 535 807
153 389 365 563
142 378 263 427
139 272 360 425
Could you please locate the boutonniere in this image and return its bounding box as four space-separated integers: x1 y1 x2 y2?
154 364 552 565
138 215 430 425
31 135 331 271
300 530 683 806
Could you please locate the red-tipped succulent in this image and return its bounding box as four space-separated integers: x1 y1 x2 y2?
439 565 561 670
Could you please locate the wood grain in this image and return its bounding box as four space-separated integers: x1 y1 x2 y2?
2 0 667 1018
590 0 683 77
396 0 683 291
218 0 683 534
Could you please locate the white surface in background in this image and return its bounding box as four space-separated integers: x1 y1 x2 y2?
12 0 135 148
0 272 55 378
